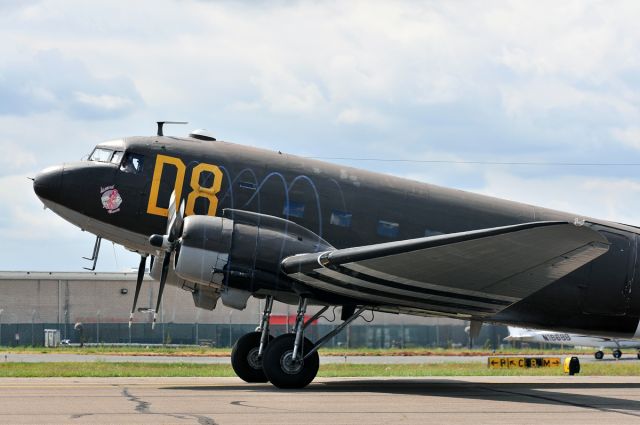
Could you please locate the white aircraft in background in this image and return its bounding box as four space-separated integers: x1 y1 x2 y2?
504 327 640 360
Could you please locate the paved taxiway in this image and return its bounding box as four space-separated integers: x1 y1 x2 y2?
0 376 639 424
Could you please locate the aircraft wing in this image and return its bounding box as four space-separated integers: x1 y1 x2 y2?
281 221 609 318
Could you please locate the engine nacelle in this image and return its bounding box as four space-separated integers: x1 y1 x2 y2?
174 215 233 287
173 209 333 296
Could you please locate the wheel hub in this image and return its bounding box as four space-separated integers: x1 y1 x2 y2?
280 350 303 375
247 347 262 370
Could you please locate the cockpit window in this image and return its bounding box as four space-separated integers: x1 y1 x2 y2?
120 152 144 174
110 151 124 165
89 148 113 162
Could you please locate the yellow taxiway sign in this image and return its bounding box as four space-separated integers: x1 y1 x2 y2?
487 357 561 369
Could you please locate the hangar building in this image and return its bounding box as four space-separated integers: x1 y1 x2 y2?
0 271 506 347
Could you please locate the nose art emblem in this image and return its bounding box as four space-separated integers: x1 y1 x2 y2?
100 185 122 214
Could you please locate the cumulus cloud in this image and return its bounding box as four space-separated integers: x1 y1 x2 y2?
612 127 640 150
336 107 389 128
0 50 142 119
71 92 136 120
0 141 36 173
477 170 640 226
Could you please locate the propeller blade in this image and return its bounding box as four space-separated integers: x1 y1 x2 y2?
168 197 185 243
166 191 178 242
167 191 177 225
128 255 147 328
152 252 171 330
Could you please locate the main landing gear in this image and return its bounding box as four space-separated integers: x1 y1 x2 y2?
231 296 274 383
594 348 625 360
230 296 367 389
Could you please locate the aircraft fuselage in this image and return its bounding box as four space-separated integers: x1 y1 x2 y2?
33 134 640 338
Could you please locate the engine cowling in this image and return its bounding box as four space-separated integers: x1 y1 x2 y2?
149 251 222 309
173 209 333 297
174 215 233 287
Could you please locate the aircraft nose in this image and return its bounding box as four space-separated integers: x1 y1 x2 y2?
33 165 63 202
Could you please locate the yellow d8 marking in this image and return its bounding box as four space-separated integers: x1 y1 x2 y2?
146 154 223 217
185 163 223 216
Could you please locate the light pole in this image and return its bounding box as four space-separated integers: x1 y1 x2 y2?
0 309 4 347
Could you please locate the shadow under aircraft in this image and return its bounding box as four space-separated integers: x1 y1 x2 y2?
165 379 640 419
33 122 640 388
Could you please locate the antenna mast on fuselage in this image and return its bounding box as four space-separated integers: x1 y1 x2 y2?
156 121 188 136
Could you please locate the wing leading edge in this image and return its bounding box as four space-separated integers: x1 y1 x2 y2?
281 222 609 318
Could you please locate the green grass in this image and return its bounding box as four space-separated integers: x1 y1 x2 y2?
0 362 234 377
0 361 638 378
319 362 640 377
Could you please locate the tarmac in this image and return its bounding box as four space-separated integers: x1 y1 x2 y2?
1 376 640 424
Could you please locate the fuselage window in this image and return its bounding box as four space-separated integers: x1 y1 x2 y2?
238 181 256 190
283 201 305 218
330 210 352 227
110 151 124 165
120 152 144 174
377 220 399 238
89 148 113 162
424 229 444 237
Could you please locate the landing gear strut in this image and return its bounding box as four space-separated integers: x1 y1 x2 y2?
262 298 319 389
262 298 367 389
231 296 274 383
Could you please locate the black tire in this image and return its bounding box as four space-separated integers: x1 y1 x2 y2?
613 349 622 359
637 352 640 360
231 331 272 383
594 350 604 360
262 333 319 389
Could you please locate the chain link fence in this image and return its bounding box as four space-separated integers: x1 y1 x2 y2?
0 321 508 349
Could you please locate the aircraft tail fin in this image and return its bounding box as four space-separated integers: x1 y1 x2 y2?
508 326 526 336
504 326 532 341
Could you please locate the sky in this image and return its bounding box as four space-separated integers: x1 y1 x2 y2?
2 0 640 271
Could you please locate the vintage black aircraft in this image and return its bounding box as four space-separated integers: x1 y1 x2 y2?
33 122 640 388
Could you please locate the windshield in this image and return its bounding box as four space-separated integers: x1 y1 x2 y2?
89 148 114 162
110 151 124 165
